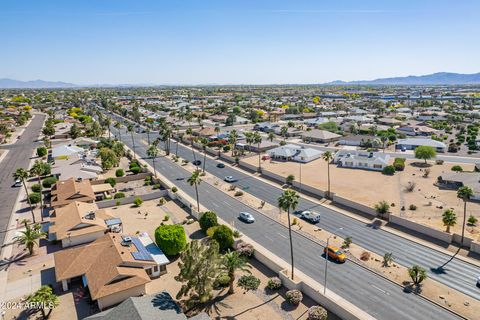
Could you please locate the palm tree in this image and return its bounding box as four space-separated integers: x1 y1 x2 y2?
222 250 251 294
174 125 181 157
27 285 59 319
146 127 151 145
200 137 209 172
14 220 46 255
253 131 262 172
188 169 202 212
30 160 50 218
114 122 122 142
268 132 274 142
280 126 288 141
457 186 473 246
105 116 112 140
147 142 159 178
408 264 427 287
228 130 238 156
13 168 36 223
127 124 136 159
160 125 173 155
442 209 457 233
278 189 300 280
322 151 333 199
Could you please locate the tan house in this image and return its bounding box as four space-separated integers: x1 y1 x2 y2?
54 233 169 310
51 178 113 208
49 201 122 248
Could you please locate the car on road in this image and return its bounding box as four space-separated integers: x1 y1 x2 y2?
224 176 238 183
324 245 346 263
477 275 480 287
13 179 22 187
238 212 255 223
216 163 225 168
192 160 202 166
298 210 321 223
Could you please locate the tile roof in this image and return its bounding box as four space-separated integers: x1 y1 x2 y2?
51 178 96 207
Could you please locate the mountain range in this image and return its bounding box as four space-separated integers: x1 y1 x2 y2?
1 72 480 88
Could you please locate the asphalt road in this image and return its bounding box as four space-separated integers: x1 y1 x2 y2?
108 121 461 320
0 114 45 248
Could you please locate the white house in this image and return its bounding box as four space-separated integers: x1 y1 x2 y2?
268 144 323 163
396 138 446 152
334 150 390 171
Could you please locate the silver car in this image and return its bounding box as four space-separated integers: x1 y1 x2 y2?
239 212 255 223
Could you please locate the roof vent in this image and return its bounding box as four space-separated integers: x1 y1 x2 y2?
84 211 95 220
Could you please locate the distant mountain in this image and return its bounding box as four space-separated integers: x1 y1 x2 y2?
0 78 78 89
325 72 480 85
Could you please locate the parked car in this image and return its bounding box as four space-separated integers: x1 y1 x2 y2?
13 179 22 187
192 160 202 166
238 212 255 223
323 245 346 263
298 210 321 223
217 163 225 168
224 176 238 183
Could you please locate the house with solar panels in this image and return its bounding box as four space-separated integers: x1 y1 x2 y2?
54 233 169 310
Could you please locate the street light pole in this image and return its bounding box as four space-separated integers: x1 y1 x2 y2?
324 227 343 295
299 162 302 193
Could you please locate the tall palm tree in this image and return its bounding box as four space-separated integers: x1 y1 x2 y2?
457 186 473 246
278 189 300 280
253 131 262 172
27 285 59 319
147 142 159 178
280 126 288 141
222 250 251 294
146 127 151 145
13 168 36 223
160 125 173 155
105 116 112 140
30 160 50 218
199 137 209 172
188 169 202 212
127 124 136 159
14 220 46 255
322 151 333 199
114 122 122 142
228 130 238 156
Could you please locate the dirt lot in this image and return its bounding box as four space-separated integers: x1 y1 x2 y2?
243 155 480 240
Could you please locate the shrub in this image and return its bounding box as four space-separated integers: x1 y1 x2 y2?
163 214 170 221
374 200 390 215
133 197 143 207
130 166 141 174
382 165 395 175
409 204 417 210
234 190 244 197
212 225 234 250
451 165 463 172
468 215 478 226
154 225 187 256
171 186 178 193
237 275 260 291
393 158 405 171
42 177 57 188
214 273 230 289
405 181 416 192
36 146 48 158
31 184 42 193
152 183 161 189
105 177 116 187
236 241 254 257
158 197 166 206
266 277 282 290
115 200 121 206
115 169 125 177
114 192 125 199
342 236 352 249
129 160 140 169
286 289 303 305
360 251 371 261
233 229 242 238
199 211 218 232
308 306 328 320
28 192 41 204
206 226 220 237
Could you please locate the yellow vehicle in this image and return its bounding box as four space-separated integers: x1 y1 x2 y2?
323 245 346 263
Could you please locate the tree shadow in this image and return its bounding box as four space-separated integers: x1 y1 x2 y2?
0 252 28 271
430 247 461 274
219 293 279 319
190 229 206 240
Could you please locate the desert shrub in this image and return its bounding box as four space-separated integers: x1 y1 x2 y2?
375 200 390 215
28 192 41 204
236 241 254 257
451 165 463 172
31 184 42 193
382 165 395 175
152 183 161 189
206 226 220 237
171 186 178 193
114 192 125 199
237 275 260 291
133 197 143 207
308 306 328 320
468 215 478 226
42 177 57 188
115 169 125 177
158 197 166 206
405 181 416 192
234 190 244 197
129 160 140 169
286 289 303 305
409 204 417 210
199 211 218 232
393 158 405 171
105 177 116 187
154 224 187 256
36 146 48 158
214 273 230 289
266 277 282 290
163 214 170 221
212 225 234 250
115 200 121 206
360 251 371 261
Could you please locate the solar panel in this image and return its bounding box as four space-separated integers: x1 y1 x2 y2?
105 218 122 227
131 237 154 261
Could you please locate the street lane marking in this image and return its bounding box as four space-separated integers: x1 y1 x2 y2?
277 233 287 239
371 284 390 295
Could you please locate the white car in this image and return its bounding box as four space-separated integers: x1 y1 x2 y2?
299 210 321 223
239 212 255 223
477 276 480 287
13 179 22 187
224 176 238 183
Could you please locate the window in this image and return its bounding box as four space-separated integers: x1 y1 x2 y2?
373 164 382 169
153 266 158 272
160 265 167 272
146 268 152 275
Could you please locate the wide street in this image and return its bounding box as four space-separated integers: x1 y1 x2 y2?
108 118 462 320
0 114 45 248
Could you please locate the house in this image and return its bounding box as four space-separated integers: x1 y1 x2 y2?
301 129 342 143
84 291 209 320
377 117 403 126
396 138 446 152
51 153 103 180
49 201 122 247
54 233 169 310
73 137 99 149
51 144 84 160
338 134 380 147
51 178 97 208
437 172 480 200
397 126 438 136
268 144 323 163
195 126 216 138
273 126 303 137
253 122 279 132
236 140 278 152
304 117 330 127
334 150 390 171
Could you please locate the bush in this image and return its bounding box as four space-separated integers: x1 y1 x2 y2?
236 241 254 257
382 165 396 175
154 225 187 256
234 190 244 197
171 186 178 193
31 184 42 193
393 158 405 171
360 251 371 261
129 160 140 169
214 273 230 289
28 192 41 204
42 177 57 188
375 200 390 215
130 166 141 174
115 169 125 177
115 200 121 206
133 197 143 207
105 177 116 187
409 204 417 210
199 211 218 232
308 306 328 320
163 214 170 221
237 275 260 291
266 277 282 290
468 215 478 226
212 225 234 250
36 146 48 158
152 183 161 189
206 226 220 237
114 192 125 199
286 289 303 305
451 165 463 172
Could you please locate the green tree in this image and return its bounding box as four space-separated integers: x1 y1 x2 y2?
414 146 436 164
228 129 239 156
147 142 159 178
222 250 251 294
30 160 50 213
408 265 427 287
468 215 478 226
268 132 274 142
13 168 36 223
133 197 143 207
212 225 234 251
253 131 263 172
278 189 299 280
322 151 333 198
99 147 119 169
26 285 59 319
14 220 46 255
154 224 187 256
199 211 218 233
36 146 48 158
188 169 202 212
175 240 222 307
374 200 390 216
442 209 456 233
457 186 474 246
105 177 116 187
69 123 81 139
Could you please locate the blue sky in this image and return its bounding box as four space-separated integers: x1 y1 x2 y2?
1 0 479 85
